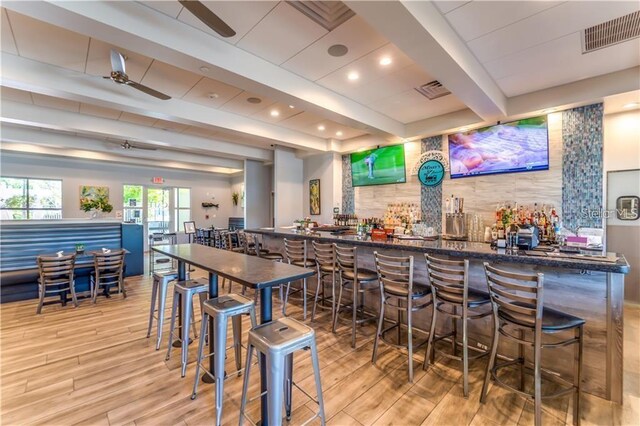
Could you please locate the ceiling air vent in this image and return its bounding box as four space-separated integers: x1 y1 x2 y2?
286 1 355 31
582 10 640 53
415 80 451 100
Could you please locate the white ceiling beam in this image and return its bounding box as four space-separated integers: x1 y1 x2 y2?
345 0 507 121
0 124 244 171
2 0 404 137
405 108 484 139
0 142 235 175
1 53 327 153
0 99 273 162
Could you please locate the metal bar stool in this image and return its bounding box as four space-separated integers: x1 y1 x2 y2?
238 317 326 426
166 278 208 377
480 263 585 426
191 293 257 426
36 254 78 314
283 239 316 321
332 245 379 348
311 241 336 322
372 252 433 383
147 271 184 350
424 255 492 397
91 249 126 303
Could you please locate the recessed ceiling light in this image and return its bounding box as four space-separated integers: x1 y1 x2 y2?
623 102 639 109
328 44 348 57
289 104 295 109
347 71 359 81
246 97 262 104
199 66 210 72
336 131 343 136
270 109 280 117
379 57 392 66
208 92 219 99
317 125 325 131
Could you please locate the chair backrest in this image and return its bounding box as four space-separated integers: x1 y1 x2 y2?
37 254 76 286
219 231 229 250
244 233 261 256
226 231 240 250
483 262 543 329
334 244 358 276
312 241 334 268
374 252 413 296
93 250 126 281
284 239 306 263
150 233 165 243
425 255 469 306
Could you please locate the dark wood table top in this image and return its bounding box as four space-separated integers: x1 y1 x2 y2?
152 244 314 289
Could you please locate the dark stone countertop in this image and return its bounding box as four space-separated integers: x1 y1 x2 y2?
246 228 630 274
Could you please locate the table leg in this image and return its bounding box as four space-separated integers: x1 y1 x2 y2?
258 286 273 426
172 261 188 348
202 272 219 384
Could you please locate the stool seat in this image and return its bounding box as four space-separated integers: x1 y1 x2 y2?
437 286 490 308
319 264 336 273
385 281 431 299
291 259 316 268
262 252 284 261
341 268 377 282
176 278 208 290
203 293 254 316
499 303 586 331
250 317 314 351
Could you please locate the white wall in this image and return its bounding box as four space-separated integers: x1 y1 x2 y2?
604 109 640 173
0 152 233 230
303 152 342 224
274 147 303 227
229 173 244 219
244 159 271 228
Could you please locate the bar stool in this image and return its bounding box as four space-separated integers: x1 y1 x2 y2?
238 317 326 426
36 254 78 314
283 239 315 321
311 241 336 322
191 294 257 426
424 255 492 398
332 245 379 348
480 263 585 426
372 252 432 383
91 249 126 303
166 278 208 377
147 271 181 350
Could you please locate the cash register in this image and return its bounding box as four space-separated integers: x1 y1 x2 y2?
517 225 539 250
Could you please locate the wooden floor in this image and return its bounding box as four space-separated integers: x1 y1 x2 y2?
1 270 639 426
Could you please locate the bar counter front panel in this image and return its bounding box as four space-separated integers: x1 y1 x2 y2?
246 228 630 404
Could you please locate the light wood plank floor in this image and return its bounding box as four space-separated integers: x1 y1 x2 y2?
1 271 639 425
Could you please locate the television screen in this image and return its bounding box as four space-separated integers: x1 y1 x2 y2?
448 116 549 179
351 144 406 187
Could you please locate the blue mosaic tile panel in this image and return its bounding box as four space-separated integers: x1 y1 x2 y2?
421 136 443 233
562 103 604 231
341 154 355 214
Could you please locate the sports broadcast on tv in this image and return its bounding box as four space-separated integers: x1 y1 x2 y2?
350 144 406 187
448 116 549 179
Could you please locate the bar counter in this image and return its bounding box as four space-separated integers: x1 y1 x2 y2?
246 227 631 404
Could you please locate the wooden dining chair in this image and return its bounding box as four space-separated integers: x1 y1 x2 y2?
36 254 78 314
91 249 127 302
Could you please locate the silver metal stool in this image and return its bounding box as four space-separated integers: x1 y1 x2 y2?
239 317 326 426
166 278 208 377
191 294 257 426
147 271 177 350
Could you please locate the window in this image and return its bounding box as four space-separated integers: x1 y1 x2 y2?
0 177 62 220
123 185 143 224
174 187 191 232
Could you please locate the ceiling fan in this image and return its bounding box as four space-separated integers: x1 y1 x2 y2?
120 140 158 151
103 50 171 100
179 0 236 38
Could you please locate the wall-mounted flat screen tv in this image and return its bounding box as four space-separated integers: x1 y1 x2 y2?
351 144 406 187
448 115 549 179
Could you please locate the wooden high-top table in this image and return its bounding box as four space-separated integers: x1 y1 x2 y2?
152 244 315 425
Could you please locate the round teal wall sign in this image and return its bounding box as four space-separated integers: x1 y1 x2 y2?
418 159 445 187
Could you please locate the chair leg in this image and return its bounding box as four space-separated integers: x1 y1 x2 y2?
424 302 438 370
451 305 457 356
311 272 322 322
267 352 285 426
351 281 358 349
462 309 469 398
407 297 413 383
372 295 385 365
519 328 526 391
156 279 169 350
310 341 326 426
181 293 192 377
70 281 79 308
533 329 542 426
480 314 499 403
332 277 344 334
302 278 308 321
238 344 254 426
214 315 228 426
36 282 45 315
283 282 291 317
232 315 243 374
574 325 583 426
284 353 293 420
191 312 209 399
147 277 159 338
165 292 179 361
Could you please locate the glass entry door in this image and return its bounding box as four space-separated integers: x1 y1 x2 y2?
147 187 171 236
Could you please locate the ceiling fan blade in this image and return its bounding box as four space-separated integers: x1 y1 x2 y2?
179 0 236 38
110 49 126 74
125 80 172 100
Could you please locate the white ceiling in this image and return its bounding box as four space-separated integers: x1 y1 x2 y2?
1 0 639 174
